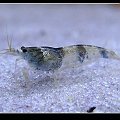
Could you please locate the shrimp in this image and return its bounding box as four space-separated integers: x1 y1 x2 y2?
1 39 120 88
19 44 120 72
1 39 120 72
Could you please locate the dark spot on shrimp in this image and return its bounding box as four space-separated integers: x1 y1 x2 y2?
99 49 109 58
77 45 88 63
21 46 27 53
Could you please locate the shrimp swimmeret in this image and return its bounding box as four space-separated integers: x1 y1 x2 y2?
1 40 120 72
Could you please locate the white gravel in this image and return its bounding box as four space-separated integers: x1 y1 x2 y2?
0 4 120 113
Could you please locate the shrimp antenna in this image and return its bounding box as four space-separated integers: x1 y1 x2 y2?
7 32 12 52
0 30 17 55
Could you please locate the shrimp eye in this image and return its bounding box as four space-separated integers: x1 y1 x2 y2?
21 46 27 53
